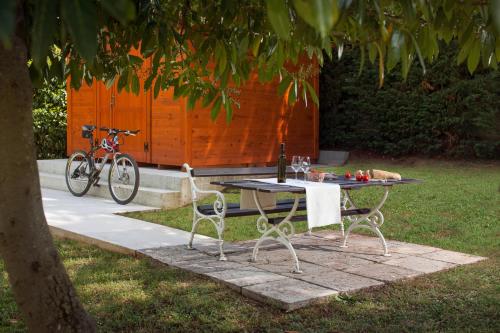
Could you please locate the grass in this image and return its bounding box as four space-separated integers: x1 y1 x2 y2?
1 159 499 332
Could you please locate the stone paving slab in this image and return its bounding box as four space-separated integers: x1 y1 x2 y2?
285 268 385 292
205 267 287 292
344 262 423 282
242 278 338 311
383 256 458 273
419 249 486 264
170 258 250 274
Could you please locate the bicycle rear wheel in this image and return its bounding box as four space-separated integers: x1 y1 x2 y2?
108 154 140 205
65 150 92 196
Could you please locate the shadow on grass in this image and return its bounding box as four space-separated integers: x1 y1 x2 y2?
3 239 498 332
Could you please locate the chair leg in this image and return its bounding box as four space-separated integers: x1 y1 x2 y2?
216 218 227 261
187 215 199 250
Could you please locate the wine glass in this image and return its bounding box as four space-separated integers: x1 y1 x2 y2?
291 156 302 180
302 156 311 181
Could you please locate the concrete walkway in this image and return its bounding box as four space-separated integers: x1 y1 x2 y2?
42 188 217 254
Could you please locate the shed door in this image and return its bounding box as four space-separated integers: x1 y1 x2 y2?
111 85 149 162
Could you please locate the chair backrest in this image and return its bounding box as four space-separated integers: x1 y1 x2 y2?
183 163 200 202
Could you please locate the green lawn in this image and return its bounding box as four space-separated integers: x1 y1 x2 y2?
1 159 499 332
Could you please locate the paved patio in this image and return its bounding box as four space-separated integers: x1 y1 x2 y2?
139 231 486 311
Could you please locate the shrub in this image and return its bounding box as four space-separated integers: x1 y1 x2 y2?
32 79 67 159
319 42 500 159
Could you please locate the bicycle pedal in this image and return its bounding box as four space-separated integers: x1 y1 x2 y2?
93 177 101 187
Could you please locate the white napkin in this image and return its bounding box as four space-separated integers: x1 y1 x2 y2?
253 178 341 229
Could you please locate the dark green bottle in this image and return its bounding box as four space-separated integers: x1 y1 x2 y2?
277 143 286 183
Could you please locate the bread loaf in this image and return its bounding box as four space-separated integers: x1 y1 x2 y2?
370 169 401 180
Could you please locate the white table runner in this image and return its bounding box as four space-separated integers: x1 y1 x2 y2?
252 178 341 229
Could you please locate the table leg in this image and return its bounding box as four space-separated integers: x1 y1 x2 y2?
250 191 303 273
340 187 391 256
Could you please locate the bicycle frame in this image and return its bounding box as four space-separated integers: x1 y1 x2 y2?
75 130 125 184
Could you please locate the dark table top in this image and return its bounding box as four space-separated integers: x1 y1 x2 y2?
192 166 300 177
211 177 422 193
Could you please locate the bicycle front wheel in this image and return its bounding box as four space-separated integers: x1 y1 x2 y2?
108 154 140 205
65 150 92 197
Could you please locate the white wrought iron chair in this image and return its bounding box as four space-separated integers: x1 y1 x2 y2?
183 163 227 260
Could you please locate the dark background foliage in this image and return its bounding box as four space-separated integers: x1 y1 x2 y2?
32 79 67 159
319 42 500 159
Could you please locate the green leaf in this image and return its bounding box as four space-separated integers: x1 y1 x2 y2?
277 75 293 95
304 80 319 105
467 39 481 74
400 0 416 23
496 39 500 62
387 30 403 72
225 100 233 123
144 75 154 91
368 42 377 64
252 36 261 57
128 55 143 67
293 0 336 38
266 0 292 40
457 34 475 65
131 74 140 95
407 31 426 74
288 79 298 105
215 42 227 75
174 84 188 100
100 0 136 24
69 62 83 90
375 42 384 88
490 0 500 34
153 76 162 98
187 91 199 111
61 0 98 62
117 70 129 93
239 36 249 56
31 0 57 67
210 96 222 121
202 88 217 108
0 0 16 47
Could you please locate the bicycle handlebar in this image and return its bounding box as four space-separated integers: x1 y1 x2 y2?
99 127 140 136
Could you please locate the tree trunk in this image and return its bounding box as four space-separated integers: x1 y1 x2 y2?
0 11 96 333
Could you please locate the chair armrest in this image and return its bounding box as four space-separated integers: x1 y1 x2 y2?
194 189 227 217
184 162 227 217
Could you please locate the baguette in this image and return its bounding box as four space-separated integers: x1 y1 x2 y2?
370 169 401 180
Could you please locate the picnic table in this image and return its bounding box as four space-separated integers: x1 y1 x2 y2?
183 163 421 273
211 177 420 273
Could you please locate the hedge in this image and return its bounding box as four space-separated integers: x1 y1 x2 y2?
32 79 67 159
319 42 500 159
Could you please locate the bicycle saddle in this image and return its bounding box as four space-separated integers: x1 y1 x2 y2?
82 125 96 131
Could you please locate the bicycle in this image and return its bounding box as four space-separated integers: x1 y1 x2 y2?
65 125 140 205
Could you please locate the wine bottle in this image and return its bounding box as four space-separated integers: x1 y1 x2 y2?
277 143 286 183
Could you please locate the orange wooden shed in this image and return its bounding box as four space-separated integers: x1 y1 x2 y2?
66 62 319 167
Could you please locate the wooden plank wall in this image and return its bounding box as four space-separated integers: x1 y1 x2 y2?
151 88 185 166
66 82 97 156
187 73 319 167
67 65 319 167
